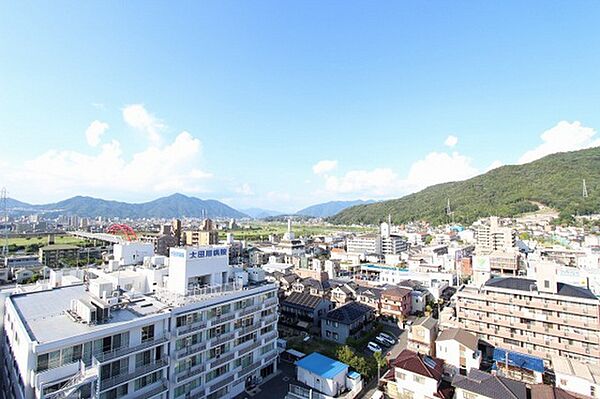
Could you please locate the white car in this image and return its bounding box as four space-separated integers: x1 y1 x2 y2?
376 334 395 347
379 332 396 343
367 341 382 353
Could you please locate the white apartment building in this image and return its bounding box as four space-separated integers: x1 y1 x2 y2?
474 216 516 254
455 262 600 364
346 234 381 256
2 245 279 399
553 355 600 398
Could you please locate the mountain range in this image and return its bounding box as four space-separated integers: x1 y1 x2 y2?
329 146 600 225
6 193 248 219
295 200 376 218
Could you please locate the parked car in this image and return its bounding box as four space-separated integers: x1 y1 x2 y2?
376 334 395 347
375 336 391 348
367 342 382 353
379 332 396 343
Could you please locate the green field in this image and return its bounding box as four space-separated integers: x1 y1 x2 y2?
4 235 88 254
220 222 376 241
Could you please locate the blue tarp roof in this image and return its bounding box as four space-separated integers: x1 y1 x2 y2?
296 352 348 379
493 348 544 373
348 371 360 379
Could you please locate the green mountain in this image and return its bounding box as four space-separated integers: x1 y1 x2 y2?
7 193 248 219
329 147 600 225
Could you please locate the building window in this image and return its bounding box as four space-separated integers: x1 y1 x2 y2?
141 325 155 342
413 375 425 384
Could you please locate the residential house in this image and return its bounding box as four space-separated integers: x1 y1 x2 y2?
381 286 412 321
280 273 299 295
330 284 356 305
530 385 582 399
355 286 383 314
408 316 438 357
381 349 453 399
435 328 481 377
280 292 333 336
452 368 527 399
321 302 375 344
286 352 363 399
552 355 600 399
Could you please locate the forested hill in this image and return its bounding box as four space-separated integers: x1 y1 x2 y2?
329 147 600 225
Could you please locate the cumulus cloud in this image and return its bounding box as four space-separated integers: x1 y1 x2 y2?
405 151 478 190
122 104 165 144
518 121 600 164
312 160 338 175
85 120 109 147
324 168 401 196
235 183 254 196
2 105 213 201
444 135 458 147
317 151 479 198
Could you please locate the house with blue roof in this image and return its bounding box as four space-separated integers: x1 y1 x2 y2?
286 352 363 399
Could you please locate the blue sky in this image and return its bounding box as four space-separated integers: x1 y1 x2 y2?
1 1 600 212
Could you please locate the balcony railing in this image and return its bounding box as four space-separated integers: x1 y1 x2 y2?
238 360 262 377
175 342 207 360
93 337 168 363
239 304 262 317
209 374 234 393
176 363 206 383
210 332 236 347
136 379 168 399
209 312 236 326
238 340 261 355
209 352 235 369
262 331 278 343
99 358 169 392
176 320 208 337
238 322 262 336
263 297 278 308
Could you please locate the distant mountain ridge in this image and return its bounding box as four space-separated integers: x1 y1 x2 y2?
241 208 283 219
296 200 376 217
6 193 248 219
329 146 600 225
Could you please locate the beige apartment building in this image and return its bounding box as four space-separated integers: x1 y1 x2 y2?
455 264 600 364
184 230 219 246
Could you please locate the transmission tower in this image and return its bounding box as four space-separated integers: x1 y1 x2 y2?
1 188 8 257
583 179 589 198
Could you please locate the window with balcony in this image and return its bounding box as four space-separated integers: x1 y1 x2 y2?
134 370 161 391
141 324 155 343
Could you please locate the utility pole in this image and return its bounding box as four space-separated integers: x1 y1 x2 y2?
1 188 8 258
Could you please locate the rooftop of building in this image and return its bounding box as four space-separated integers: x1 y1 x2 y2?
10 284 167 344
436 327 478 351
323 301 373 324
484 277 597 300
530 384 581 399
281 291 326 310
412 316 437 330
552 355 600 384
295 352 348 379
452 369 527 399
382 285 413 299
391 349 444 381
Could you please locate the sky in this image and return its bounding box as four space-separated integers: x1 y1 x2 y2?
1 1 600 212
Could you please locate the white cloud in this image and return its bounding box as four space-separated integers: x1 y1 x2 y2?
122 104 165 144
405 151 478 190
324 168 401 196
85 120 109 147
312 160 338 175
518 121 600 164
4 126 212 200
235 183 254 196
317 151 479 198
444 135 458 148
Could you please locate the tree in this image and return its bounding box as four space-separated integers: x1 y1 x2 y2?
373 351 386 381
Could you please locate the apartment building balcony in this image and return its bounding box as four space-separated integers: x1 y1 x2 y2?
93 337 169 363
176 363 206 383
209 352 235 369
262 313 278 326
136 379 169 399
239 304 263 317
209 331 236 347
262 331 278 343
175 341 208 360
209 374 235 393
238 322 262 336
238 360 263 378
238 340 262 356
176 320 208 337
263 297 278 308
264 351 278 364
98 358 169 392
209 312 236 327
186 386 206 399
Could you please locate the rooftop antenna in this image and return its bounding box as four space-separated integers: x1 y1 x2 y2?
583 179 589 198
1 187 8 257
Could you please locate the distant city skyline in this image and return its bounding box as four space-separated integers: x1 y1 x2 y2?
2 2 600 212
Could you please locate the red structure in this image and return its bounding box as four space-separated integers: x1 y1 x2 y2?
106 223 138 241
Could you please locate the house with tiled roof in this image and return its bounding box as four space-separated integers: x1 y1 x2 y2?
280 292 333 336
435 327 481 377
355 285 383 313
381 349 453 399
381 285 412 320
407 316 438 357
321 301 375 344
452 368 527 399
